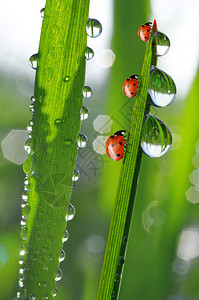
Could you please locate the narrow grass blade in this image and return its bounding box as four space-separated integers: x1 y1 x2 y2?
97 20 157 300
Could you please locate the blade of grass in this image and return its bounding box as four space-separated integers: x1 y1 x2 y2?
19 0 90 299
96 20 157 300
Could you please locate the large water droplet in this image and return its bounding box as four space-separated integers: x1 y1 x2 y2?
80 106 90 120
40 8 45 18
153 31 170 56
148 67 177 107
82 86 93 98
55 268 62 281
29 54 38 69
85 47 94 60
77 133 88 148
62 230 69 243
59 249 66 263
72 169 80 182
86 19 102 38
66 203 76 221
141 113 172 158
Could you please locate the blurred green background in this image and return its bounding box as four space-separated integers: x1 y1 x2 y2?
1 0 199 299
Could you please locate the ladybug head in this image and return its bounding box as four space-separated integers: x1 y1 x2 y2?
130 75 138 80
114 130 126 136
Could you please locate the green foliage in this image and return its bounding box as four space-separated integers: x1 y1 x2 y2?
21 0 90 299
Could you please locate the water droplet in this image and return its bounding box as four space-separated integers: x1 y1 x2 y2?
23 155 34 176
30 96 36 102
72 169 80 182
52 286 57 297
66 203 76 221
141 113 172 158
77 133 88 148
24 138 32 155
148 67 177 107
80 106 90 120
22 191 28 202
21 226 28 241
30 104 34 113
63 76 70 82
40 8 45 18
21 219 26 226
29 54 38 69
153 31 170 56
42 263 49 271
42 295 49 300
54 118 64 125
22 204 30 219
64 139 72 146
86 18 102 38
29 293 36 300
62 230 69 243
82 85 93 98
38 281 46 288
19 279 24 287
85 47 94 60
55 268 62 281
59 249 66 262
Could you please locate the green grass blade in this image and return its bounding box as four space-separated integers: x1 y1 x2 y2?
96 21 157 300
19 0 90 299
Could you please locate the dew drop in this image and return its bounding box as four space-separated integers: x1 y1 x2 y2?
30 96 36 102
42 263 49 271
66 203 76 221
38 281 46 288
141 113 172 158
22 191 28 202
86 18 102 38
80 106 90 120
54 118 64 125
62 230 69 243
52 286 57 297
29 293 36 300
23 155 34 176
63 76 70 82
72 169 80 182
40 8 45 18
19 279 24 288
153 31 170 56
29 54 38 69
22 204 30 219
42 295 49 300
59 249 66 263
77 133 88 148
82 85 93 98
24 138 32 155
21 226 28 241
55 268 62 281
85 47 94 60
30 104 34 113
148 67 177 107
21 219 26 226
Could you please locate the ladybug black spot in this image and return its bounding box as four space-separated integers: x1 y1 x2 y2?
110 144 114 147
126 78 130 81
130 92 134 95
142 25 145 27
119 142 123 145
147 29 150 32
144 37 147 39
110 135 114 139
116 154 120 157
133 83 136 86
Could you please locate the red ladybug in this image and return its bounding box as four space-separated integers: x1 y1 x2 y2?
122 75 138 98
138 22 152 41
105 130 126 161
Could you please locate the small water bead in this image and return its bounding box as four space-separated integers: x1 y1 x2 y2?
22 204 30 219
30 96 36 102
62 230 69 243
30 104 34 113
21 226 28 241
66 203 76 221
82 85 93 98
153 31 170 56
38 281 46 288
29 294 36 300
29 54 38 69
77 133 88 148
42 263 49 271
24 138 32 155
19 279 24 288
40 8 45 18
63 76 70 82
59 249 66 263
80 106 90 120
22 191 28 201
42 295 49 300
85 47 94 60
52 286 57 297
148 67 177 107
21 219 26 226
23 155 34 176
141 114 172 158
86 18 102 38
72 169 80 182
55 268 62 281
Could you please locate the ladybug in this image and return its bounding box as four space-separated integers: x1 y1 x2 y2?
105 130 127 161
122 75 138 98
138 22 152 41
